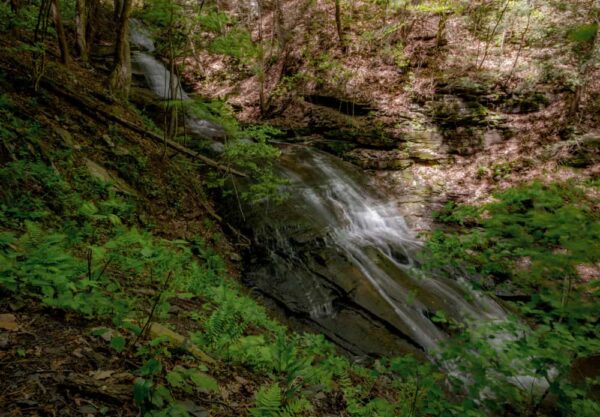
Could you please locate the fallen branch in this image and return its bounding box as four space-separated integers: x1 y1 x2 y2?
32 72 247 177
59 373 131 404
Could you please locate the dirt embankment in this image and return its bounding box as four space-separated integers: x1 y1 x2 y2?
184 0 599 229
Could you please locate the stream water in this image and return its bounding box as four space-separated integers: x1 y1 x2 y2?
236 146 506 355
129 22 507 357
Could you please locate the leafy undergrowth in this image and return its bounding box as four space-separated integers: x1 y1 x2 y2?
0 37 598 417
423 181 600 298
420 181 600 416
0 77 458 417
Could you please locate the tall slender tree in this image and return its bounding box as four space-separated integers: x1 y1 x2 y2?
567 20 599 118
75 0 88 63
50 0 70 65
334 0 345 52
108 0 132 99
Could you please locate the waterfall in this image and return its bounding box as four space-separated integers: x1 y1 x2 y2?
131 51 189 100
276 148 506 351
129 21 225 141
128 18 508 356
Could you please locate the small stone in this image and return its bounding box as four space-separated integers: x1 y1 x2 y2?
54 127 81 150
113 146 131 156
78 405 97 414
0 333 10 348
0 313 18 331
84 159 137 195
101 134 115 148
90 370 114 380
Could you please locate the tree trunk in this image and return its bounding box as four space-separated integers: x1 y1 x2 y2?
436 13 448 48
113 0 123 21
86 0 99 54
257 0 266 115
478 0 510 70
50 0 70 65
505 8 532 86
75 0 88 62
10 0 22 13
568 16 599 119
334 0 345 53
108 0 132 99
275 0 286 51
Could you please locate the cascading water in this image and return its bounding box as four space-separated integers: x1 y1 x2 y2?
267 147 506 352
128 20 508 357
129 21 225 141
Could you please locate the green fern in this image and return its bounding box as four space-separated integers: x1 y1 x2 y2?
250 384 283 417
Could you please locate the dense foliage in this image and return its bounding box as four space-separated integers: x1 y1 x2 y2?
1 0 599 416
422 181 600 417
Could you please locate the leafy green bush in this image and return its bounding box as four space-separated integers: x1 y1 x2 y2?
0 3 39 33
209 28 258 64
0 222 131 318
422 180 600 416
196 8 230 33
423 181 600 295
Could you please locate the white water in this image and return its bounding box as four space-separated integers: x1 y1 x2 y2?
131 51 189 100
129 19 155 52
281 149 506 350
129 18 507 353
129 22 226 140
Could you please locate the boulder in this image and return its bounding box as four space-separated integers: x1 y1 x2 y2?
566 134 600 167
307 105 399 148
85 158 137 196
429 95 488 127
344 148 413 170
498 91 549 114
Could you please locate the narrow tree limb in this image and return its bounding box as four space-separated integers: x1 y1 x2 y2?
59 373 131 404
30 72 248 177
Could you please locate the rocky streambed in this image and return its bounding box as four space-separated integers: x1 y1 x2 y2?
223 146 506 357
128 19 509 359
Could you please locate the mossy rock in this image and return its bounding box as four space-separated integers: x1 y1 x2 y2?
344 148 413 170
566 134 600 167
499 91 549 114
308 105 399 148
313 139 357 157
441 126 485 156
436 77 493 99
429 95 488 127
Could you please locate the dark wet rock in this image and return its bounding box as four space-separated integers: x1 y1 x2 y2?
129 87 163 113
313 139 358 157
435 77 549 114
427 95 493 156
304 95 375 116
429 95 489 126
565 133 600 167
187 118 227 141
220 147 506 357
443 126 485 156
344 148 413 170
307 105 399 149
494 289 531 302
497 91 549 114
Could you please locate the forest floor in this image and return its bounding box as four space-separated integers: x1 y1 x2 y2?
1 2 599 416
0 32 271 417
182 0 599 229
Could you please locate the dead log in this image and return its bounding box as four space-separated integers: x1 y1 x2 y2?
38 76 248 177
59 373 131 404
